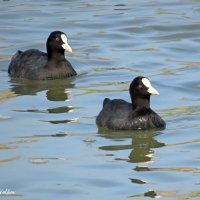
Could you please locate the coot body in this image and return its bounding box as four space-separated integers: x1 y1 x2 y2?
96 76 166 130
8 31 77 80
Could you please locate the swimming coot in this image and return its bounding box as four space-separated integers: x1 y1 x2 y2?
96 76 166 130
8 31 77 80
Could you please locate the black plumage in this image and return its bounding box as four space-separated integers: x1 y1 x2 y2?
96 76 166 130
8 31 77 80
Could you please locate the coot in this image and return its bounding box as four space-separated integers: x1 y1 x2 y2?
96 76 166 130
8 31 77 80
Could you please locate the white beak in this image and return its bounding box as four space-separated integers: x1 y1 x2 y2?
61 34 72 52
147 87 160 95
62 43 72 53
142 78 160 95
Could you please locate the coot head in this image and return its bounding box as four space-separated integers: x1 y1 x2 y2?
129 76 159 108
46 31 72 59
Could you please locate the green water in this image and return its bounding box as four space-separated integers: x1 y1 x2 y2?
0 0 200 199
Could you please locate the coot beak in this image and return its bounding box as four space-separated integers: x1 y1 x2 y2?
147 86 160 95
61 34 72 52
62 43 72 53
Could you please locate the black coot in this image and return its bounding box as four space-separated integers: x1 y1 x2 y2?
96 76 166 130
8 31 77 80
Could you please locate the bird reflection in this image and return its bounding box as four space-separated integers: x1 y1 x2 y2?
9 76 75 101
128 131 165 163
98 128 165 163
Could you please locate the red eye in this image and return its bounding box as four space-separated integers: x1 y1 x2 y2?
55 37 59 41
138 84 143 88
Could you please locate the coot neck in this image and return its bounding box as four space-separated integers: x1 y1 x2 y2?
47 48 65 61
131 94 151 110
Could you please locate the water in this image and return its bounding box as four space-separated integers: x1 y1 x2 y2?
0 0 200 199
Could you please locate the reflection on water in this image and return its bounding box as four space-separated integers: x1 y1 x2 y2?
43 117 79 124
14 106 74 114
98 129 165 163
129 131 165 163
0 156 20 163
17 132 70 138
9 77 76 101
0 90 16 103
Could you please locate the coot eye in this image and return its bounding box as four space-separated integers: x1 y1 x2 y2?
138 84 143 88
55 37 60 41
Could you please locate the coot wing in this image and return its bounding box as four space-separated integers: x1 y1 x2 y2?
8 49 47 77
96 99 132 129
